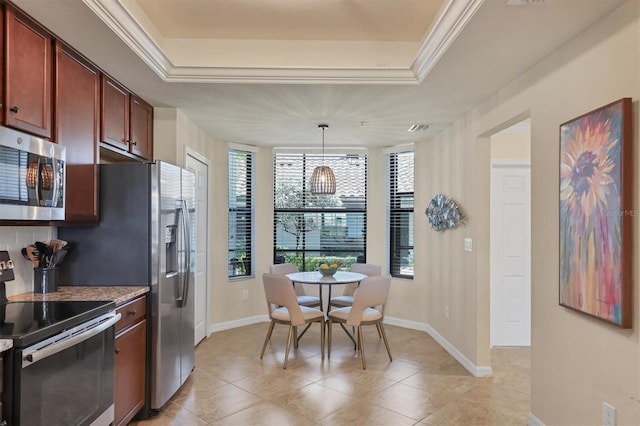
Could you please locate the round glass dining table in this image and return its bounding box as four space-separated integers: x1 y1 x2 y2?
286 271 367 312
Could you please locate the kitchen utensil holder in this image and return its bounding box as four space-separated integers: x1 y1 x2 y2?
34 267 58 293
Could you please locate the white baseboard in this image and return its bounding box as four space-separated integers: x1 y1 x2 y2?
385 316 492 377
527 412 545 426
208 315 268 334
384 316 429 332
422 322 492 377
207 314 492 378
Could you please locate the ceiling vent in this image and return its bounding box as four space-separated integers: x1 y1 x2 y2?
505 0 545 5
407 124 429 132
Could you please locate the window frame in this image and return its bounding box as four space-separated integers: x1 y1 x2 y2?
228 148 255 279
273 152 367 271
387 150 414 279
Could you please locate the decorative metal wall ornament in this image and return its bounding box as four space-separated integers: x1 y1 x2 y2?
425 194 465 231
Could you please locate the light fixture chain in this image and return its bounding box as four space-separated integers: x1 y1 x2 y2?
321 125 325 164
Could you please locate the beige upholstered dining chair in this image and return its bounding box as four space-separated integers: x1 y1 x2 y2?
329 263 381 309
327 275 392 370
260 273 325 369
270 263 321 308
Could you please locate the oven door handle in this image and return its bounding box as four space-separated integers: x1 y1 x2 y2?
23 313 121 367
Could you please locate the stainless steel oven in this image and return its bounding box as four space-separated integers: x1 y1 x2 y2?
1 302 118 426
0 126 65 221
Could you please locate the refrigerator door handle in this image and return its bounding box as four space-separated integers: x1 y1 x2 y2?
178 199 191 308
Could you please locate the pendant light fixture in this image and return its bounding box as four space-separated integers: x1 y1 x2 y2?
309 124 336 195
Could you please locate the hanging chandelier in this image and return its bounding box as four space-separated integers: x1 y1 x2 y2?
309 124 336 195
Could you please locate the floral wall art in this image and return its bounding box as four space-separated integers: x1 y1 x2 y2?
559 98 632 328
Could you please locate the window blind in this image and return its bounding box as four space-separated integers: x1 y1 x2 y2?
273 153 367 271
228 149 255 278
387 151 414 278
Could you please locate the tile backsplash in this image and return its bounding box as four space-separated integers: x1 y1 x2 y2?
0 226 54 296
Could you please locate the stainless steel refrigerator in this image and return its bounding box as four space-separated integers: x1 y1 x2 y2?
58 161 195 411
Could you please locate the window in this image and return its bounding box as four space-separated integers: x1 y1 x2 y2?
387 151 414 278
228 149 255 278
274 153 367 271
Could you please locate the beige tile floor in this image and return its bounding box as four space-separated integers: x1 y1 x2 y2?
133 323 530 426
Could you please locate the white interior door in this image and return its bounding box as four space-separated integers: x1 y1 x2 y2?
186 151 210 345
490 162 531 347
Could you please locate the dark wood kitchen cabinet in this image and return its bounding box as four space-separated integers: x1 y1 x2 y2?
4 6 52 139
101 75 153 161
129 95 153 160
54 41 100 222
114 296 147 426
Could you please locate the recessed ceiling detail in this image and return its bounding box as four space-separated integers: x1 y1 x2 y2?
81 0 485 84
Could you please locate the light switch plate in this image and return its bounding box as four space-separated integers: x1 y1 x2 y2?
464 238 473 252
603 402 616 426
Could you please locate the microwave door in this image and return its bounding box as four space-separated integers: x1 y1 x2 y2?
37 157 58 207
0 125 66 220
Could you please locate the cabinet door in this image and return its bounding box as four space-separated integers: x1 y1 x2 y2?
115 319 146 426
130 95 153 160
54 42 100 222
5 7 52 138
101 75 130 150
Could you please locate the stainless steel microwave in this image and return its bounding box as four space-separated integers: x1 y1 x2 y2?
0 126 65 221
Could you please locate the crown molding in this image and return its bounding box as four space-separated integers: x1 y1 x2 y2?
411 0 486 82
83 0 482 84
82 0 172 78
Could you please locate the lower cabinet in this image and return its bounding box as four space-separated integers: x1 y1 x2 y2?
114 296 147 426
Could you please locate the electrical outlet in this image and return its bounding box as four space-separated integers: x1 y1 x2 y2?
603 402 616 426
242 290 249 301
445 305 450 318
464 238 473 252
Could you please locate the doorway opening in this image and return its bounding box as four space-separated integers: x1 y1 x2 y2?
489 118 531 347
186 149 211 346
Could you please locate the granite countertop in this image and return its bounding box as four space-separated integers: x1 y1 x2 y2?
9 286 150 306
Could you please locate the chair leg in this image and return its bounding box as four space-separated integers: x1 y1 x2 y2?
338 323 357 350
260 320 276 359
327 319 332 359
284 325 294 369
375 323 382 339
379 322 393 362
293 325 298 349
320 318 325 359
297 322 313 342
358 325 366 370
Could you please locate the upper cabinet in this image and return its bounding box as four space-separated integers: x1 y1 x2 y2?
101 76 129 152
54 41 100 222
101 76 153 161
4 6 52 138
0 3 154 224
130 95 153 160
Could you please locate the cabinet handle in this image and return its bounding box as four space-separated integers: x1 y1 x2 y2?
128 309 137 316
9 106 18 113
115 348 120 354
131 140 137 146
